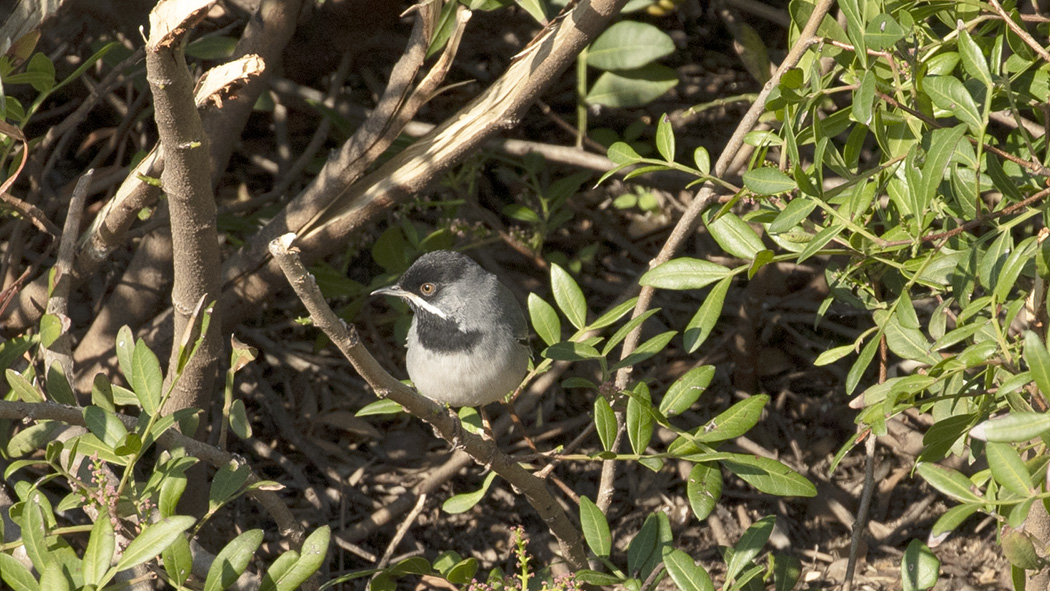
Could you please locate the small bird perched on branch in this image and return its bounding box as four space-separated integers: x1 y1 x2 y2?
372 250 529 408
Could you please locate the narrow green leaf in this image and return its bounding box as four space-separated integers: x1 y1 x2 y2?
814 344 855 366
628 512 671 579
915 463 982 503
852 69 875 125
83 514 116 586
1025 331 1050 397
924 77 981 132
695 395 768 443
958 29 992 88
21 492 50 573
115 326 135 384
594 396 617 452
162 534 193 586
260 551 301 591
706 212 764 259
626 383 654 454
742 167 796 195
542 341 603 361
442 471 497 514
230 399 252 439
640 258 730 290
204 530 264 591
846 336 880 394
797 223 843 263
588 297 639 331
660 365 714 416
585 64 678 108
663 548 713 591
272 526 330 591
931 503 980 536
114 516 196 572
0 552 38 591
45 364 76 405
6 369 43 402
602 309 660 357
550 263 588 329
726 515 775 582
355 399 404 417
607 141 642 165
684 276 731 353
686 463 722 521
723 455 816 497
528 294 562 347
579 496 612 557
612 330 676 371
768 197 816 234
130 338 163 415
970 412 1050 443
656 113 675 161
986 442 1032 496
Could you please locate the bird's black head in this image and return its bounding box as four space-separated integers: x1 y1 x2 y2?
395 250 478 307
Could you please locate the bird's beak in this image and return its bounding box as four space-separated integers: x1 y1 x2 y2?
370 285 448 319
371 285 408 298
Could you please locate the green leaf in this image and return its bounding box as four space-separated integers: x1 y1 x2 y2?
209 462 250 510
550 263 588 329
83 512 116 586
684 276 731 353
846 336 880 394
355 399 404 417
694 146 711 175
272 526 329 591
706 212 764 259
986 442 1032 497
726 515 775 583
626 383 654 454
852 69 876 125
204 530 264 591
162 534 193 586
722 455 816 496
39 313 64 348
902 539 940 591
655 113 675 161
797 223 843 263
865 13 905 50
594 396 617 452
768 197 816 234
695 395 768 443
588 21 676 71
580 495 612 557
585 64 678 108
663 548 713 591
130 338 163 415
915 463 982 503
116 326 135 385
640 258 730 290
83 406 128 449
45 364 76 405
686 463 722 521
20 493 50 573
528 294 562 347
513 0 546 23
588 297 639 331
7 369 43 402
628 512 671 579
114 516 196 573
1025 331 1050 397
931 503 980 536
924 77 981 132
0 552 38 591
39 563 68 591
607 141 642 165
958 29 992 89
660 365 714 416
502 203 541 223
970 412 1050 443
230 399 252 439
612 330 676 371
814 344 855 366
742 167 796 195
602 309 660 357
442 471 497 514
542 341 603 361
773 553 803 591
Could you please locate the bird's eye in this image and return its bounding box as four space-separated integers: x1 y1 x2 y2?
419 282 436 296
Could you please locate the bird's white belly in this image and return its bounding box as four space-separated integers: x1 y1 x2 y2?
406 342 528 406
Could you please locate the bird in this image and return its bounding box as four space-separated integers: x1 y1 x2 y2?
372 250 530 408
